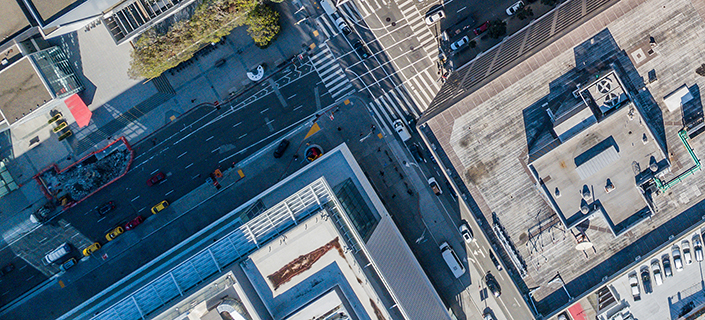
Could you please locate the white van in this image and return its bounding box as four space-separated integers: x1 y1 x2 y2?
320 0 352 35
440 242 465 278
44 243 71 265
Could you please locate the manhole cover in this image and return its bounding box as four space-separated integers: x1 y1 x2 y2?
391 22 396 26
410 46 414 51
386 17 391 22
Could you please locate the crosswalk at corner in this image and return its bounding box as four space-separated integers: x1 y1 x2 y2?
397 0 440 61
309 43 356 100
315 15 338 39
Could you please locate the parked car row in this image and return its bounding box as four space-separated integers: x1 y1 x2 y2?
630 233 705 301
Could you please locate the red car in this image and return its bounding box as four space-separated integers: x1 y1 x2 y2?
125 216 146 230
473 21 490 35
147 172 166 186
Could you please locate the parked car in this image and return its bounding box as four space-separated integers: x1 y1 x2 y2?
629 272 641 301
473 21 490 35
0 263 14 276
428 177 442 195
506 0 524 15
353 40 371 59
450 36 470 51
125 215 146 230
60 258 77 271
489 250 503 271
651 259 663 286
694 235 703 262
105 226 125 241
95 201 115 217
673 245 684 271
640 266 652 294
485 272 501 297
425 10 445 25
82 242 102 256
393 120 412 142
273 139 290 158
483 311 496 320
147 172 166 186
409 143 425 163
683 240 693 265
151 200 169 214
662 254 673 277
459 222 474 243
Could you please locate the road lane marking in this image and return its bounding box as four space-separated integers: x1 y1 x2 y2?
192 174 200 179
139 207 146 212
457 6 466 13
185 163 194 169
131 196 140 202
294 105 303 111
238 134 247 139
165 190 174 196
288 94 297 99
212 148 219 153
97 217 106 222
260 108 270 113
233 122 242 128
150 169 159 174
177 151 187 158
206 136 214 141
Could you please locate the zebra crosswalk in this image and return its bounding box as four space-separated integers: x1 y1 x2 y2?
396 0 440 60
309 43 356 100
365 85 423 131
315 15 339 39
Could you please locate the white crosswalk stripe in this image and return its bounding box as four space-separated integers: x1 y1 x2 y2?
315 15 338 39
309 43 356 100
338 2 361 23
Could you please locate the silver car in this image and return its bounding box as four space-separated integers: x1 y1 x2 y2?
651 259 663 286
683 240 693 265
694 235 704 262
673 245 684 271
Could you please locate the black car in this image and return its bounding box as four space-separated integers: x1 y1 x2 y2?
273 139 290 158
485 272 502 297
0 263 15 276
96 201 115 217
354 41 371 59
409 143 426 163
641 267 653 294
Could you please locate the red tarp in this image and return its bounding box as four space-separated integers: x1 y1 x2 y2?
568 302 588 320
65 94 91 127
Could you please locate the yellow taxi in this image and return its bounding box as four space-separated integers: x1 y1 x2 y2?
105 226 125 241
151 200 169 214
82 242 102 256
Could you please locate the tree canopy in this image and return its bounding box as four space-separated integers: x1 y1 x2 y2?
128 0 280 79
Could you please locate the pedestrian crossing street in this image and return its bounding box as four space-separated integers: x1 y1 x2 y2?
309 43 356 100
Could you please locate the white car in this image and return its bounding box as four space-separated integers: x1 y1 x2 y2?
450 36 470 51
673 245 684 271
425 10 445 25
459 223 473 243
683 240 693 265
651 259 663 286
506 0 524 15
393 119 412 142
694 235 704 262
628 272 640 301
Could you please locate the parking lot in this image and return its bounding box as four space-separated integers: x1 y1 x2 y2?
612 228 705 320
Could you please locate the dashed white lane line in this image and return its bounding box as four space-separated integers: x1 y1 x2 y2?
233 122 241 128
206 136 214 141
165 190 174 196
238 134 247 139
289 94 297 99
260 108 270 113
150 169 159 175
139 207 146 212
131 196 140 202
457 6 466 13
294 105 304 111
185 163 194 169
177 152 187 159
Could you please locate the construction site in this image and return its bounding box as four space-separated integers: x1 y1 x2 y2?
34 137 133 209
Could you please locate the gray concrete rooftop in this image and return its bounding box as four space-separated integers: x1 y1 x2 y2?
423 0 705 314
0 57 53 124
531 102 665 229
0 0 31 42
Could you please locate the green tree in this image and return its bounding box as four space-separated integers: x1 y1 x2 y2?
246 4 281 47
488 19 507 39
128 0 258 79
516 6 534 20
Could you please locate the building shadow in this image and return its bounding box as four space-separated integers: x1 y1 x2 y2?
46 31 97 106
